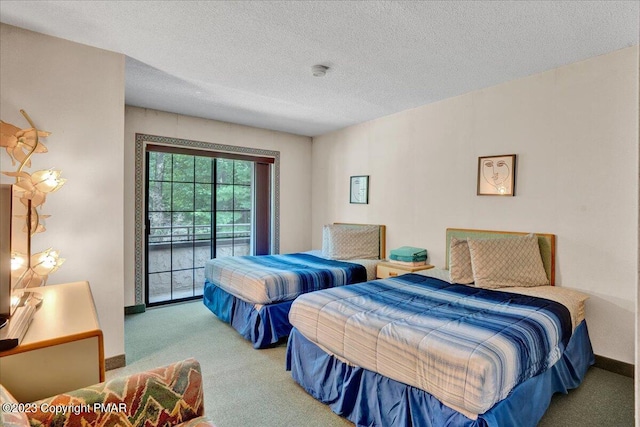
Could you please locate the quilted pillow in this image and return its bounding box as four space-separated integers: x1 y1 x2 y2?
467 234 549 289
322 224 380 260
449 237 474 284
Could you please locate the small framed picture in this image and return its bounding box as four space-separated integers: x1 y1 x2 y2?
477 154 516 196
350 175 369 204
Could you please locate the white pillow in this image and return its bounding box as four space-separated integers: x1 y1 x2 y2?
467 234 549 289
321 224 380 260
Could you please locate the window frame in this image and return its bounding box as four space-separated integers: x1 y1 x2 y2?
134 133 280 306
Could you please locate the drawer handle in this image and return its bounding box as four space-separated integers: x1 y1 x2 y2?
389 272 398 277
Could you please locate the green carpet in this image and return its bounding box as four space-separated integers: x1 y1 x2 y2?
108 300 634 426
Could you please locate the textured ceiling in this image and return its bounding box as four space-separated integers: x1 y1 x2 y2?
0 1 638 137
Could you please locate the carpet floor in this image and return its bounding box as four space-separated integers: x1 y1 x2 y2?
108 300 634 426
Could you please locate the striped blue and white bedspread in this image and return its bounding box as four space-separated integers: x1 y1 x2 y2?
204 253 368 305
289 274 572 417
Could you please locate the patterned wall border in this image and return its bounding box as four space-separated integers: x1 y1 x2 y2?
134 133 280 305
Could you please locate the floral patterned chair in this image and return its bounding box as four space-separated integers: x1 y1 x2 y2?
0 358 215 427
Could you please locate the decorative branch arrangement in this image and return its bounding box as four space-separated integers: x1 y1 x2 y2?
0 110 65 290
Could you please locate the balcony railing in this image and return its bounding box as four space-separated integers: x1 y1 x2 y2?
147 223 252 303
148 223 251 245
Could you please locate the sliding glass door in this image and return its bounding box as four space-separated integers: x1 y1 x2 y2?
145 146 271 306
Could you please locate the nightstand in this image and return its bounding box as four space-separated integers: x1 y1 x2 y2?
376 261 434 279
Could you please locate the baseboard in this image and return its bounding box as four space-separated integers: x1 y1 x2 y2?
125 304 146 315
594 354 634 378
105 354 126 371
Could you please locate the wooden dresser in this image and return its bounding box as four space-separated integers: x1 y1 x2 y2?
0 281 104 402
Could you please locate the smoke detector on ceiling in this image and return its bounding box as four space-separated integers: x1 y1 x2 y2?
312 64 329 77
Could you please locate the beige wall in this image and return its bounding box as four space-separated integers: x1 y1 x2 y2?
123 107 312 306
1 21 637 371
0 24 125 359
312 46 639 364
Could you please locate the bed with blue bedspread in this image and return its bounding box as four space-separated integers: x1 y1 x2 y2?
203 223 385 349
287 273 593 426
286 228 593 426
203 251 376 348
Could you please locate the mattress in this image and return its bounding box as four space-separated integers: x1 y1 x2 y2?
204 250 375 305
288 274 574 418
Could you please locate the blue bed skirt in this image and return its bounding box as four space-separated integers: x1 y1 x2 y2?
203 280 293 348
286 320 594 427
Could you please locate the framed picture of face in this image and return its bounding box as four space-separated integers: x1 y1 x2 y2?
350 175 369 204
477 154 516 196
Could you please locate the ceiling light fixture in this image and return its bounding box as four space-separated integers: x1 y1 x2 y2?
311 64 329 77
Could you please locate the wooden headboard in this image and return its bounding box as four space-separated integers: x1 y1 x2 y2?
445 228 556 285
334 223 387 260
